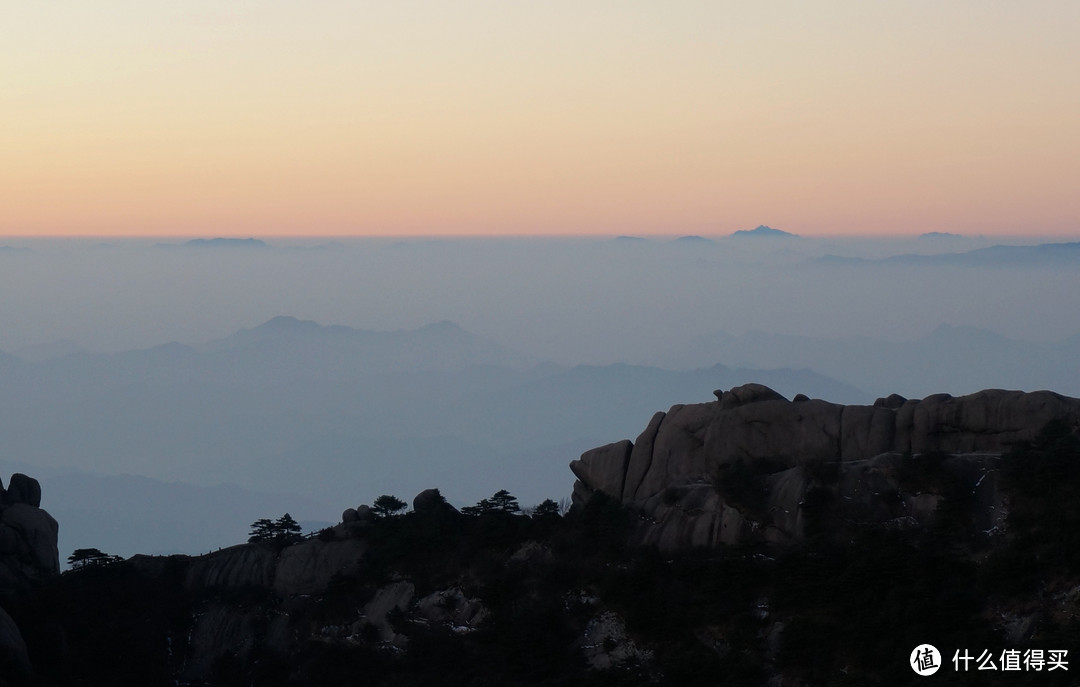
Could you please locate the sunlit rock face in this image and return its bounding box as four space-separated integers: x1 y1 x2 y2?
571 385 1080 550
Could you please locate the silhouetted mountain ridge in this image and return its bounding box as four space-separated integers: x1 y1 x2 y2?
731 225 796 238
817 241 1080 267
672 324 1080 399
0 318 865 558
184 238 269 249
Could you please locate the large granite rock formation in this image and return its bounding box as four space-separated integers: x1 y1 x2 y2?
0 473 60 589
0 473 60 682
571 385 1080 551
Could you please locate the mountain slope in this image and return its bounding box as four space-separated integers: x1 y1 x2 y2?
0 319 863 556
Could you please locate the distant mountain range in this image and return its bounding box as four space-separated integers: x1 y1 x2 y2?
0 317 865 559
818 241 1080 267
153 237 270 249
669 226 799 242
671 323 1080 399
731 225 797 238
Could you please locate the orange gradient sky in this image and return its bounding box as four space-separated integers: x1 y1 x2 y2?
2 1 1078 237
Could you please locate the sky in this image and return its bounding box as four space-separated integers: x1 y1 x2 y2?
2 1 1078 238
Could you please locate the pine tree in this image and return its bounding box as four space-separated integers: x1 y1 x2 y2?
372 494 408 518
490 489 520 514
274 513 302 542
67 548 123 570
532 499 561 518
463 490 521 516
248 518 276 543
248 514 303 545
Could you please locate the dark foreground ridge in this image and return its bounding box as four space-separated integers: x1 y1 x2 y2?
2 385 1080 686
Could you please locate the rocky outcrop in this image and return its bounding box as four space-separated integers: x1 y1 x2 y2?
362 581 416 644
415 587 487 631
579 611 653 671
177 535 367 598
412 488 458 517
179 601 280 682
275 538 367 596
14 466 1080 686
182 544 277 591
2 474 42 509
0 605 31 682
571 385 1080 551
0 473 59 589
0 473 59 685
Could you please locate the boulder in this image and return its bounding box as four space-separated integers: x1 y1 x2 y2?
0 503 60 576
361 581 415 644
569 440 632 503
874 393 907 409
342 508 359 523
4 474 41 508
413 488 457 516
716 383 787 410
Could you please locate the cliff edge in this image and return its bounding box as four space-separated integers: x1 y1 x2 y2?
571 385 1080 550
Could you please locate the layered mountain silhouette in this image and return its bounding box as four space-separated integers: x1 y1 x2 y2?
0 318 864 559
818 241 1080 267
671 324 1080 399
151 237 270 249
730 224 796 238
12 314 1076 559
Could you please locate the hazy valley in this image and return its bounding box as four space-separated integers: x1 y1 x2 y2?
0 234 1078 560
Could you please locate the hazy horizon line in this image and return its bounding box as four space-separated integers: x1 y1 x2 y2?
1 230 1078 242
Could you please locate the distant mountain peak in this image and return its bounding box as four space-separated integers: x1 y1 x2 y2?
919 231 963 239
730 225 796 238
673 235 714 244
183 238 269 248
814 241 1080 268
239 317 476 342
253 315 321 333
